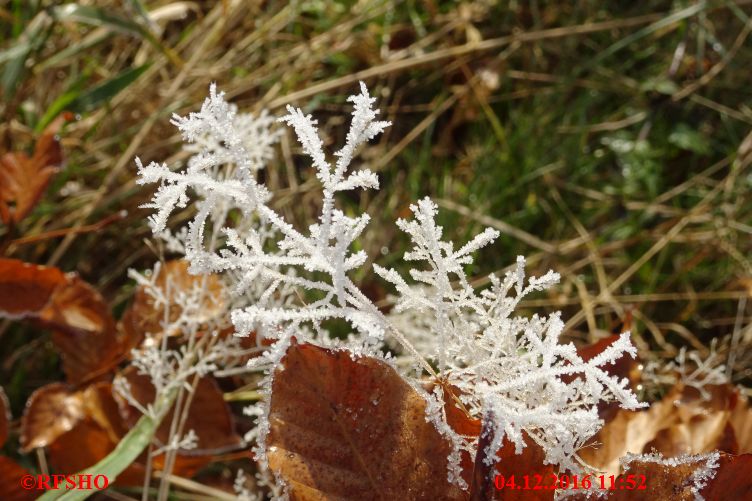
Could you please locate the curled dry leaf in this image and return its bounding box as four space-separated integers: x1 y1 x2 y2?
266 343 466 500
20 382 127 452
116 366 242 475
607 453 752 501
579 383 741 476
0 258 128 383
20 383 85 452
0 114 67 225
121 260 226 342
19 382 143 484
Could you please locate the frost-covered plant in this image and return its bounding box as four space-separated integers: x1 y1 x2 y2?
375 200 645 473
135 81 645 491
642 339 728 400
124 96 286 499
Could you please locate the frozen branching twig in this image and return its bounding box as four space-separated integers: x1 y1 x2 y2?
375 198 645 473
642 339 728 400
670 342 728 399
135 81 644 491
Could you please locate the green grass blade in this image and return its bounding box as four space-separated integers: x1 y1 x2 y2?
585 1 708 71
34 64 149 132
37 413 158 501
49 4 182 66
1 11 51 97
71 64 151 113
36 28 112 71
50 4 152 39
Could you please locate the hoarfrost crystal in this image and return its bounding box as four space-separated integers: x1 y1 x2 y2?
136 81 645 492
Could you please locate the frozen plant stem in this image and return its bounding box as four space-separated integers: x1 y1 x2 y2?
135 81 644 492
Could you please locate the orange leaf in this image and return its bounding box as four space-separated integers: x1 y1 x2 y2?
608 452 752 501
0 116 66 225
121 260 227 342
0 457 37 501
0 259 126 383
579 383 740 476
701 453 752 499
470 411 554 501
20 383 85 452
266 342 466 500
19 382 144 485
115 368 242 476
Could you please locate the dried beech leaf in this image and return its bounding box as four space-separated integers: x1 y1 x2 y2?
20 383 123 453
122 260 226 340
0 116 65 224
0 258 65 316
608 453 752 501
45 416 147 486
267 343 466 500
0 259 126 383
20 383 85 452
0 387 9 449
729 395 752 454
580 383 739 475
21 382 144 485
117 368 241 460
0 457 37 501
471 411 554 501
701 453 752 500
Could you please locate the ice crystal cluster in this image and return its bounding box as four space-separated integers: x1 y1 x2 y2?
135 82 645 488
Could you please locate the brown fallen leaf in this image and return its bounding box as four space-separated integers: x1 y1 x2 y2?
121 260 227 342
607 452 752 501
729 394 752 453
0 114 67 225
579 383 740 476
114 367 242 477
0 258 65 315
701 453 752 500
470 411 555 501
20 383 85 452
0 258 127 383
19 382 130 452
0 457 37 501
19 382 143 484
266 342 466 500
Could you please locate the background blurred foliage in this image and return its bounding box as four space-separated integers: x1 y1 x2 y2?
1 0 752 412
